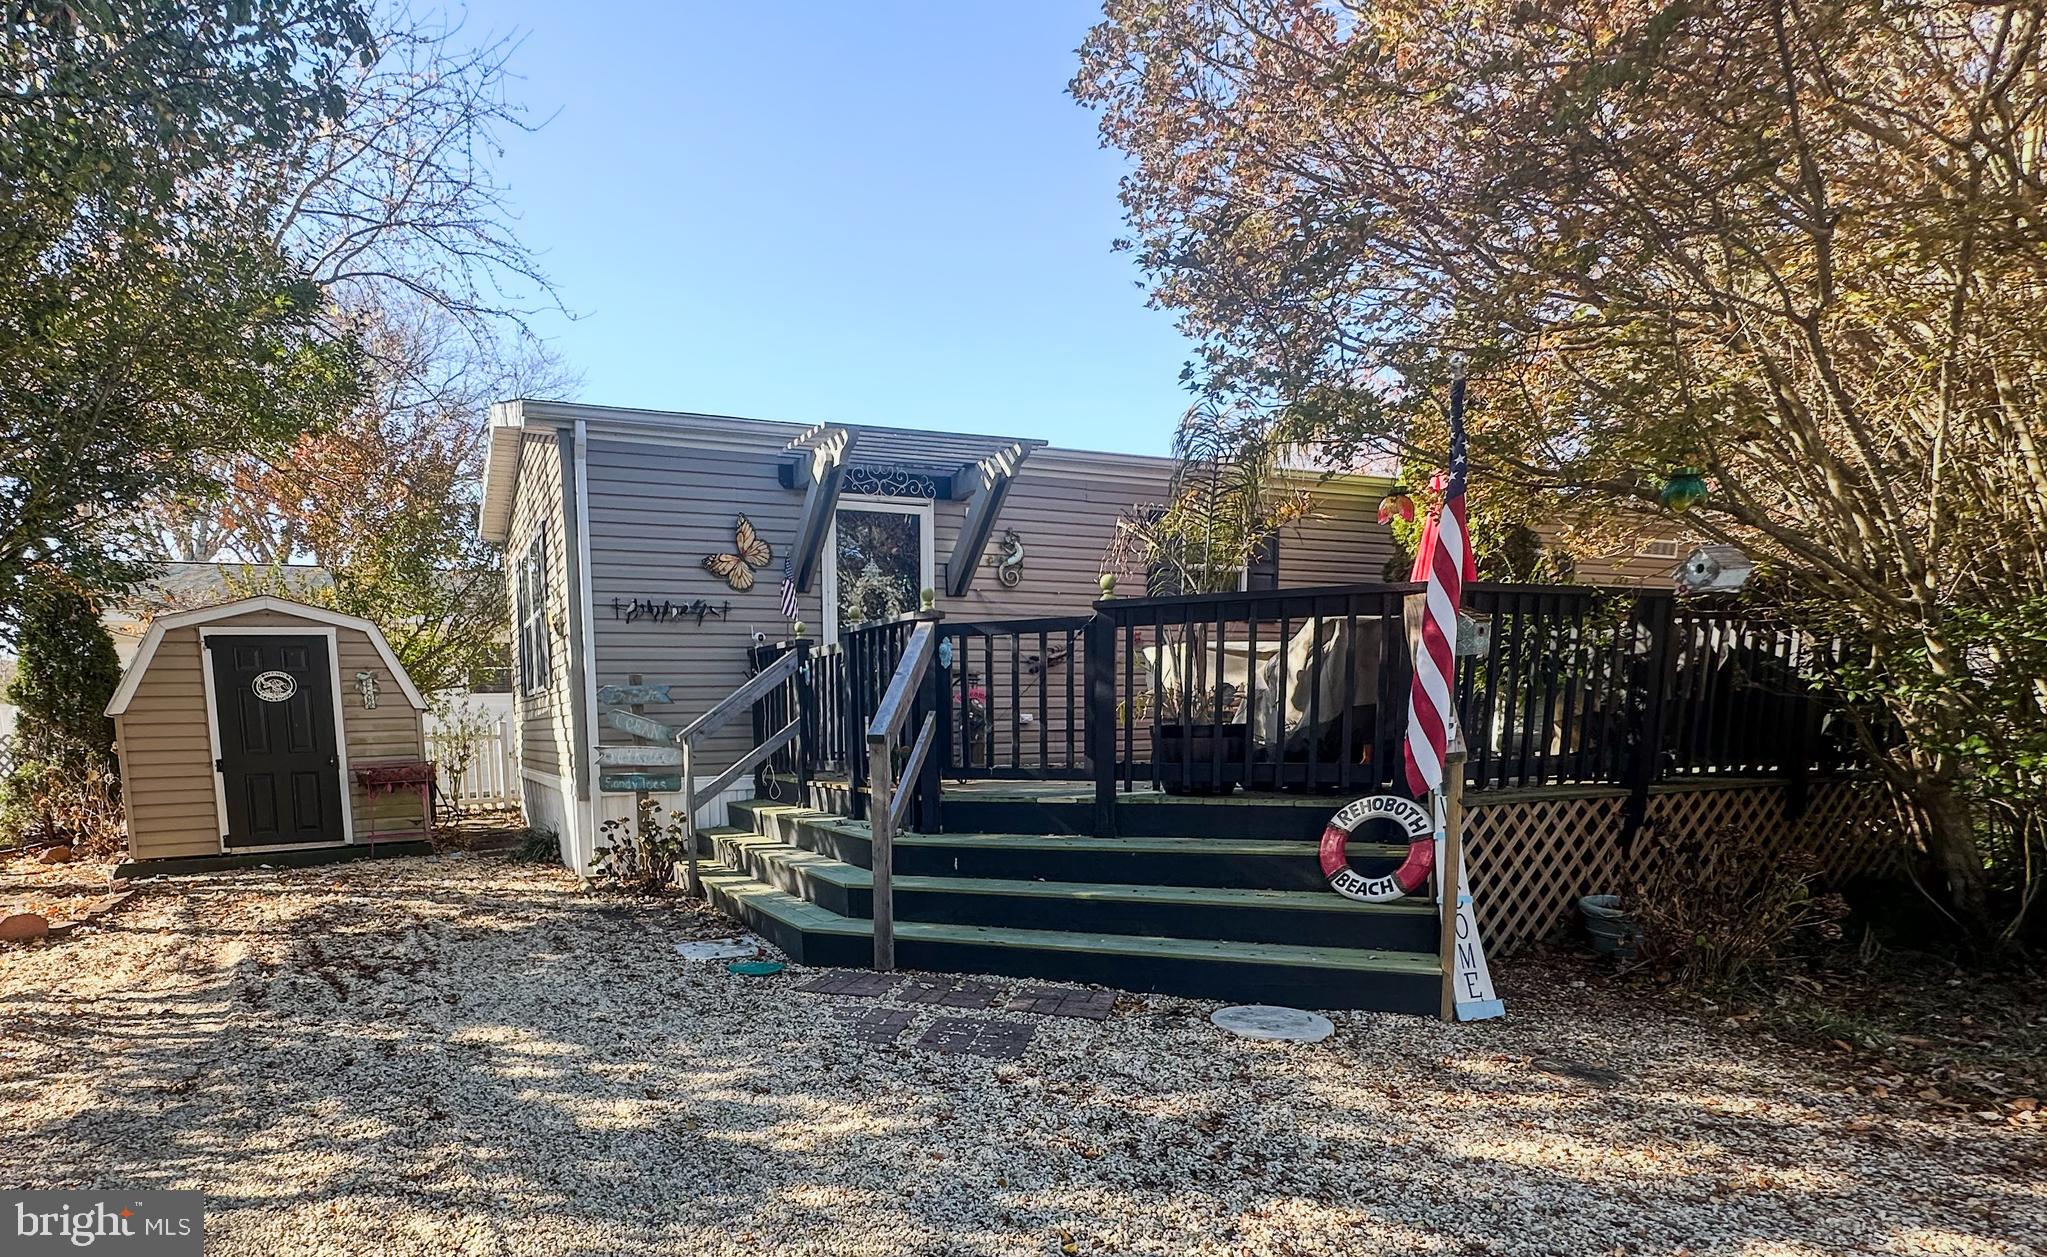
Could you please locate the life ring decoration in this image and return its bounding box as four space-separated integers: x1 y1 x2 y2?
1319 795 1435 902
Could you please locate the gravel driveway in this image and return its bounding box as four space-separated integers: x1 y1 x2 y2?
1 854 2039 1256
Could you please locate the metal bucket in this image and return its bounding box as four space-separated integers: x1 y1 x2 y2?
1578 894 1640 958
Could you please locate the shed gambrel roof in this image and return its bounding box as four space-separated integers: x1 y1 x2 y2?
105 597 428 716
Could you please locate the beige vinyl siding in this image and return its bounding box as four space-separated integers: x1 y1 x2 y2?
586 434 826 768
583 436 1167 768
505 433 576 779
947 449 1173 618
112 628 218 859
576 431 1403 775
1278 485 1404 586
1572 541 1688 586
114 611 426 859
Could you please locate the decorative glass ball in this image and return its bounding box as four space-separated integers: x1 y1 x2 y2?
1659 469 1709 512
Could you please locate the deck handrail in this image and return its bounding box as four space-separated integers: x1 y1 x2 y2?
864 617 940 971
675 650 804 896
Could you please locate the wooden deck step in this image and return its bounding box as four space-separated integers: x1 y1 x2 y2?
699 862 1440 1014
707 830 1437 950
723 801 1411 891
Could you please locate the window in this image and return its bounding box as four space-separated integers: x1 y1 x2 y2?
1637 538 1680 559
1242 531 1281 591
516 533 551 694
822 498 934 643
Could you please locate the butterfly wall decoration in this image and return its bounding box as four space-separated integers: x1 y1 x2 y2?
703 515 773 591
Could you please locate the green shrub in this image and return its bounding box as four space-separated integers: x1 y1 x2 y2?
1 573 124 849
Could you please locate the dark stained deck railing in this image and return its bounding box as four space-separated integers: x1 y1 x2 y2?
744 581 1858 837
938 615 1095 781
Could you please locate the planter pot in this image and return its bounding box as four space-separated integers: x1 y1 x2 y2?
1157 723 1246 796
1578 894 1640 958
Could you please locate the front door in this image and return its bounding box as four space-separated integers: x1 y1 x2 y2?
206 634 347 848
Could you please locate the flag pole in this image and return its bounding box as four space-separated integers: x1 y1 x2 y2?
1436 356 1470 1023
1437 739 1467 1021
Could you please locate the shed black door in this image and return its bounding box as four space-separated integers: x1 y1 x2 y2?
207 635 346 847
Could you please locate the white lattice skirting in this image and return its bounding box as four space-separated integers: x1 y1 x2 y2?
1465 777 1900 955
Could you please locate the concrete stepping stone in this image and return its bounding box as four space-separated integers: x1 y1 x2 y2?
899 977 999 1010
1211 1004 1335 1043
913 1016 1035 1060
1000 985 1115 1020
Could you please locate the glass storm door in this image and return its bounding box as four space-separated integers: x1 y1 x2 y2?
827 502 931 643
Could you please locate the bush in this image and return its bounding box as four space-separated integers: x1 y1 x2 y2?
593 798 690 892
0 730 125 858
2 573 124 850
1626 823 1849 989
511 825 560 864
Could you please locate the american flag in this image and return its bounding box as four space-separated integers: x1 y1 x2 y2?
779 558 799 622
1404 371 1476 798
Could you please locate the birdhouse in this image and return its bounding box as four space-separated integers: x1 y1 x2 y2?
1676 544 1753 592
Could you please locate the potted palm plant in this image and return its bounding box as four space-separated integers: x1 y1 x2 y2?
1104 401 1307 795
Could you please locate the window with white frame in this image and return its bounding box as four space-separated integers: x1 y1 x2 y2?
517 533 551 693
822 498 934 644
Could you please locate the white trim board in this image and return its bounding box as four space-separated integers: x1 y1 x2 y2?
107 596 427 716
573 416 601 873
196 626 355 852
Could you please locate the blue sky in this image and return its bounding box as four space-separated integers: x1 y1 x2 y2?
477 2 1196 455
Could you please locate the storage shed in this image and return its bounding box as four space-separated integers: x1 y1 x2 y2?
104 597 431 863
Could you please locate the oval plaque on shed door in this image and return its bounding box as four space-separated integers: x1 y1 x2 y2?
250 670 299 703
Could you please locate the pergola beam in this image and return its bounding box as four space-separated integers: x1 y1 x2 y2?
787 427 856 593
944 441 1031 597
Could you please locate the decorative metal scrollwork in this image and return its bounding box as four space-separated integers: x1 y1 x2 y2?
842 463 939 498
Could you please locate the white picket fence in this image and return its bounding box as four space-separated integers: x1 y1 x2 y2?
426 695 519 810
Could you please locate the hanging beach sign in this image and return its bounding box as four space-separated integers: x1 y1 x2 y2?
1319 794 1434 902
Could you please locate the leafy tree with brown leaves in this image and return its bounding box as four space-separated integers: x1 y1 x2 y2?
147 7 572 695
1076 0 2047 937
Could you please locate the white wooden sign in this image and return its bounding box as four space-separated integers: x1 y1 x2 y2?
1438 846 1503 1021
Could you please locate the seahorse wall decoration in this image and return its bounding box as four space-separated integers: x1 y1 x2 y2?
986 528 1026 588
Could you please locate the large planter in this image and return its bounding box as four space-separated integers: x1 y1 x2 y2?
1157 723 1246 796
1578 894 1640 958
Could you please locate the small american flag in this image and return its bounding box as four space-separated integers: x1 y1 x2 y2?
1404 371 1475 798
779 558 799 622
